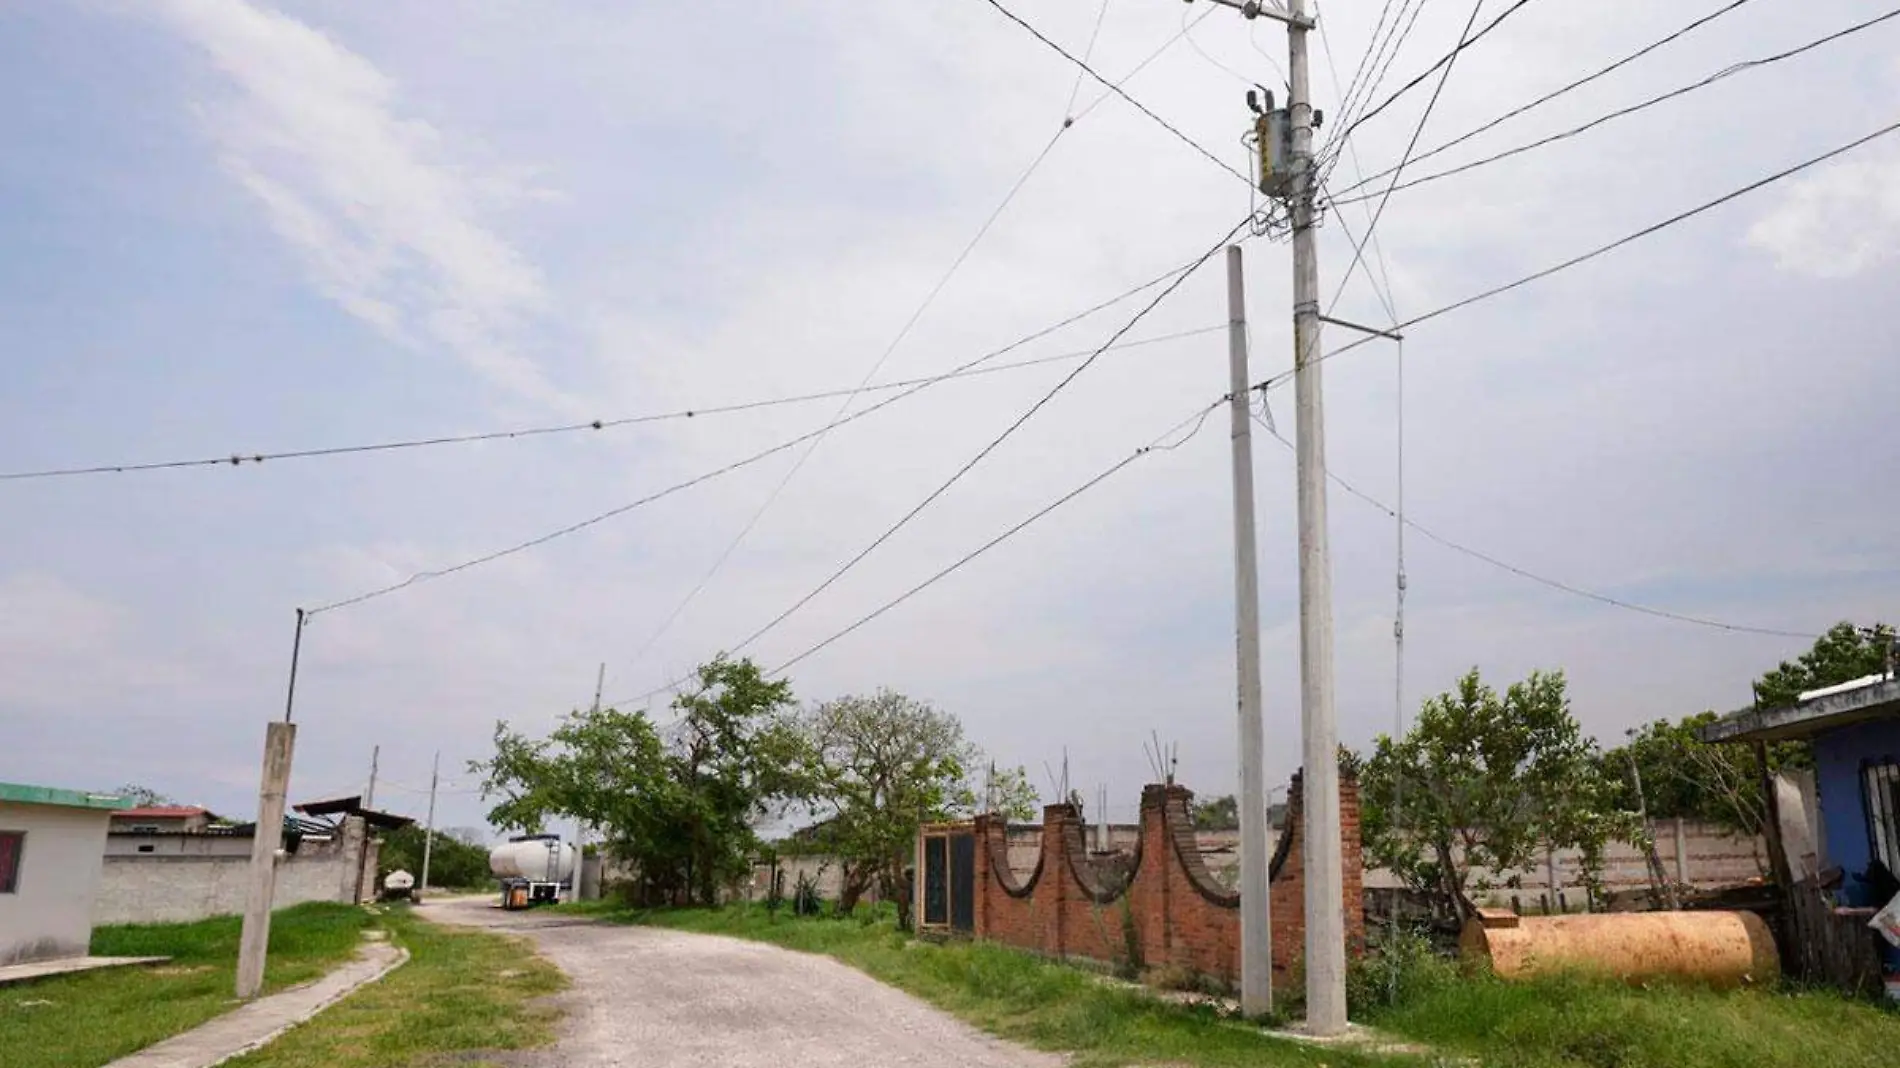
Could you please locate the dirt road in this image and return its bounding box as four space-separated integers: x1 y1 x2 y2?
423 896 1061 1068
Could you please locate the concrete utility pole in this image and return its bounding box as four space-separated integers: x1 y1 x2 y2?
1226 245 1272 1017
1186 0 1349 1031
421 750 440 894
237 610 306 999
236 721 296 998
354 745 380 905
1285 0 1348 1034
570 663 605 903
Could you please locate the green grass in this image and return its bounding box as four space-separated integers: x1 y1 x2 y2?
228 906 566 1068
0 903 370 1068
1363 969 1900 1068
588 903 1413 1068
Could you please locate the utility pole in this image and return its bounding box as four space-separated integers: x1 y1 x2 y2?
354 744 380 905
1188 0 1349 1030
570 663 605 903
1226 245 1271 1018
237 609 304 999
421 751 440 895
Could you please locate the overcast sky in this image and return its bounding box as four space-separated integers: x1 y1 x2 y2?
3 0 1896 836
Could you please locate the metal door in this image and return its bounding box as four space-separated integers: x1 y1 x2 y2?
923 835 949 927
949 833 976 932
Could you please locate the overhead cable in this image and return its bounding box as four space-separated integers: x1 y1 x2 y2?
979 0 1253 186
1260 115 1900 391
0 328 1217 483
770 397 1226 675
305 253 1226 616
719 213 1255 659
1254 417 1816 639
1327 6 1900 206
1324 0 1543 153
1330 0 1762 195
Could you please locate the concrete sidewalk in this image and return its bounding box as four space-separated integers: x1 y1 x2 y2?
0 956 167 986
104 936 407 1068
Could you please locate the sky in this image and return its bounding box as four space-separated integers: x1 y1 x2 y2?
2 0 1897 837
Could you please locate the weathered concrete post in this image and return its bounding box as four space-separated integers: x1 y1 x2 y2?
236 721 297 999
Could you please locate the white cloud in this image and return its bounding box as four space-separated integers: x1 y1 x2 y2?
1746 155 1900 279
154 0 568 407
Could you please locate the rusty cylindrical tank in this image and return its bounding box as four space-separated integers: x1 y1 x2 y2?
1460 908 1779 987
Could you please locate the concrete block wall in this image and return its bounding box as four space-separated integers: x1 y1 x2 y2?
95 817 378 926
964 773 1362 989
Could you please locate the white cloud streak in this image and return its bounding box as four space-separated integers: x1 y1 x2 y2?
155 0 567 406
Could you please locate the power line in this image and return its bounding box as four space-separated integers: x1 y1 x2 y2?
1328 6 1900 207
719 213 1255 660
306 255 1227 616
978 0 1253 186
1063 0 1115 118
0 328 1216 484
1075 7 1218 123
1328 0 1430 159
1329 0 1762 198
1326 0 1487 319
770 397 1226 675
1260 115 1900 391
1324 0 1544 154
627 122 1076 672
1252 414 1816 639
1335 0 1409 118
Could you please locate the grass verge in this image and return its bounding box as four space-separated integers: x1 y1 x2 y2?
593 903 1412 1068
1362 968 1900 1068
228 905 566 1068
0 902 369 1068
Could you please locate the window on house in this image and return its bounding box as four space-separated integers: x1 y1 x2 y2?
129 824 159 834
1865 759 1900 874
0 831 23 894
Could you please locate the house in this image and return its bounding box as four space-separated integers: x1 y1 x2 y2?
0 782 129 965
108 805 219 836
1700 674 1900 904
1700 674 1900 990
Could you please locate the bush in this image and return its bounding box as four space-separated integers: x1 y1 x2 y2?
1347 923 1458 1015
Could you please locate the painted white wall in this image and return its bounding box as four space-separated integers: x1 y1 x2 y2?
0 801 113 964
94 817 377 925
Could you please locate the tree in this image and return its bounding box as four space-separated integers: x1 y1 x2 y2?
113 784 172 807
377 824 491 889
1193 794 1238 830
1603 712 1801 839
984 764 1040 821
799 691 1038 918
471 654 808 906
1753 621 1894 710
1360 668 1638 919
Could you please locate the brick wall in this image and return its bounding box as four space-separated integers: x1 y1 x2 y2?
954 773 1361 988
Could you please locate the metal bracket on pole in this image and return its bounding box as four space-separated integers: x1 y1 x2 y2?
1317 314 1403 342
1195 0 1315 29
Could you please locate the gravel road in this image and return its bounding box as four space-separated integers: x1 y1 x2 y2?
423 896 1062 1068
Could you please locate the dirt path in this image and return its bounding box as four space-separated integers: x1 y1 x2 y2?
422 897 1062 1068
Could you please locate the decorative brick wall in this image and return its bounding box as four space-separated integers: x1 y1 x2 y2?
962 772 1362 988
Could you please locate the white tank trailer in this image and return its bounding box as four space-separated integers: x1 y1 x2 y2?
489 834 575 910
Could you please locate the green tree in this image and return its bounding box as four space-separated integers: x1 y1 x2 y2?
1193 794 1238 830
1752 621 1894 709
1360 668 1638 919
1603 712 1802 838
471 654 808 906
984 764 1040 821
800 691 985 916
376 824 492 889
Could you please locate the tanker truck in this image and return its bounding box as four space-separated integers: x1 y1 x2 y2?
489 833 575 910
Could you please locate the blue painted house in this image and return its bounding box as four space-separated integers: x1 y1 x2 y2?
1702 674 1900 903
1702 675 1900 989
